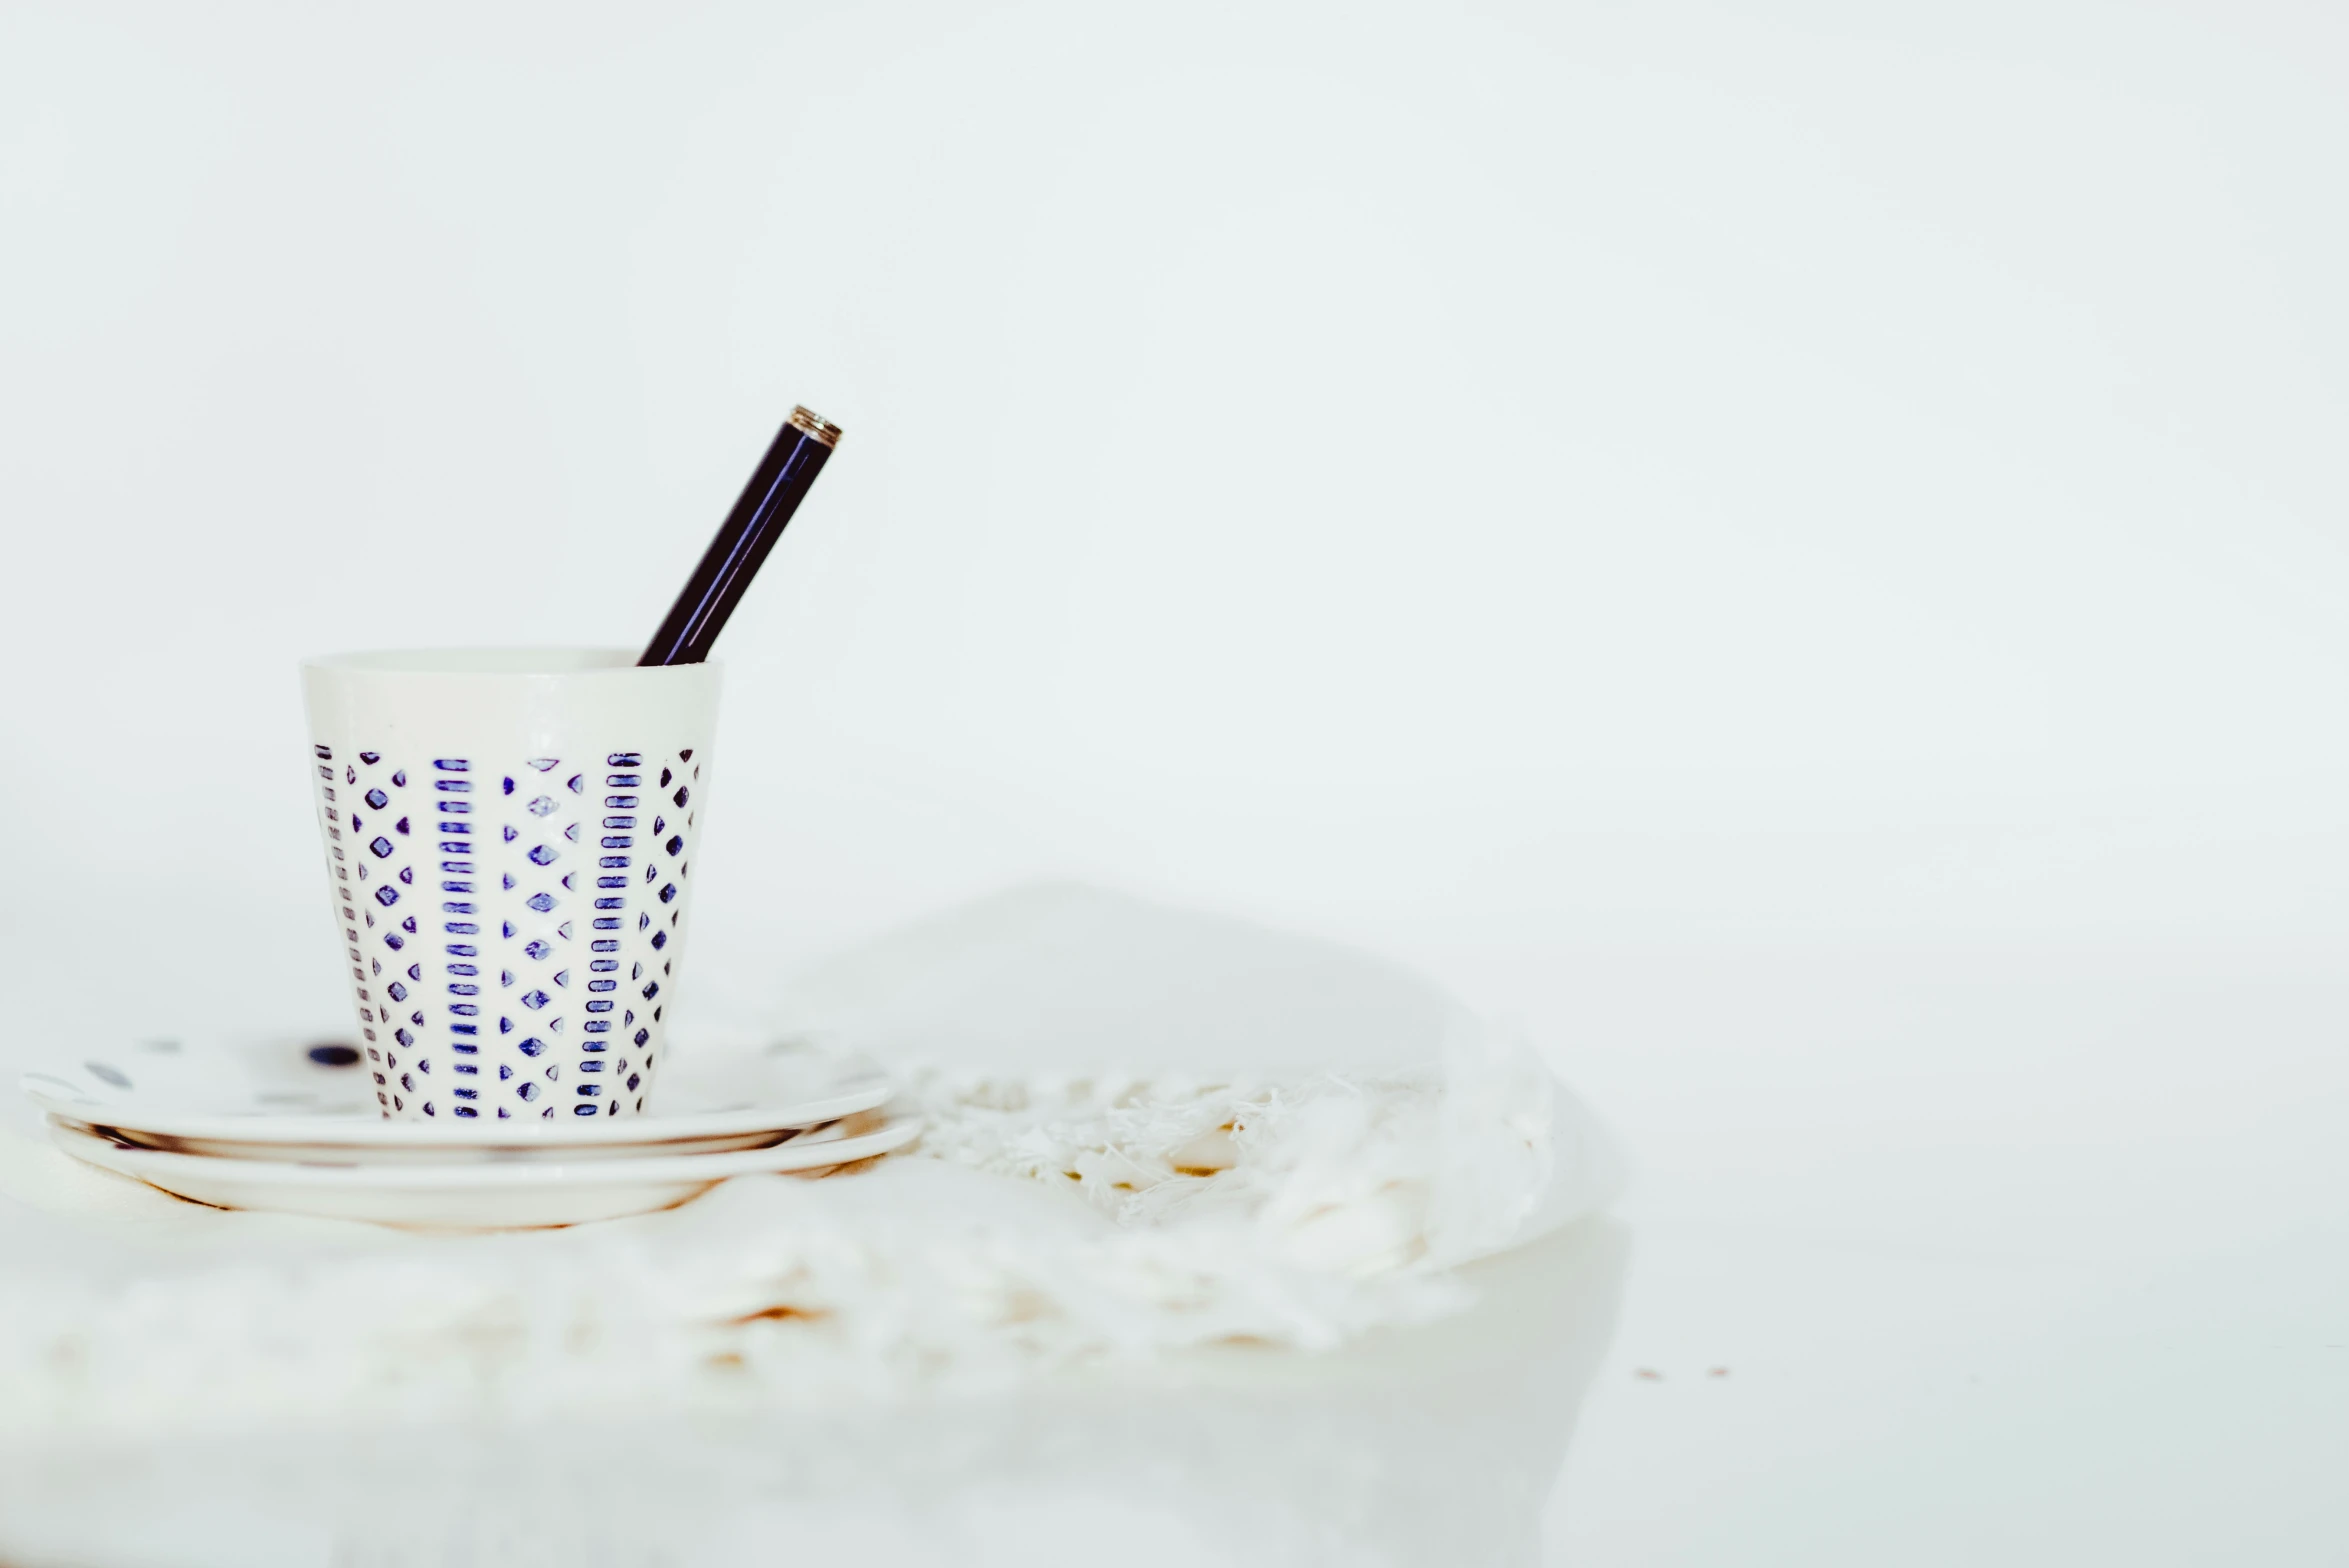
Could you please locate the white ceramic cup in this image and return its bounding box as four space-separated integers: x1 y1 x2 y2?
301 649 722 1124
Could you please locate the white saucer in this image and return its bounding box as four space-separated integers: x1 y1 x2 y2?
47 1111 923 1228
20 1034 892 1151
93 1124 807 1166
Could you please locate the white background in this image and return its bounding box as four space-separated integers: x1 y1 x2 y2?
2 0 2343 1561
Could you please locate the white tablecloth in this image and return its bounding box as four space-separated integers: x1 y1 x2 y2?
0 885 1620 1567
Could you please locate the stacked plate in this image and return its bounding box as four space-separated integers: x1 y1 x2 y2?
21 1036 919 1228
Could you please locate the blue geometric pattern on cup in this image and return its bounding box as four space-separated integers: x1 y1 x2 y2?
308 744 705 1120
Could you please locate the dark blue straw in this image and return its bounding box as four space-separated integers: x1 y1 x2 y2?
639 406 841 665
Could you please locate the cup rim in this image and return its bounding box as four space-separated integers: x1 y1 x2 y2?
302 647 722 677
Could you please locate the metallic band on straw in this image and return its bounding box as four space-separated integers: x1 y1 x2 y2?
788 407 843 448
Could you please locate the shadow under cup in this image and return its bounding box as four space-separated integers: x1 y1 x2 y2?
300 649 723 1125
